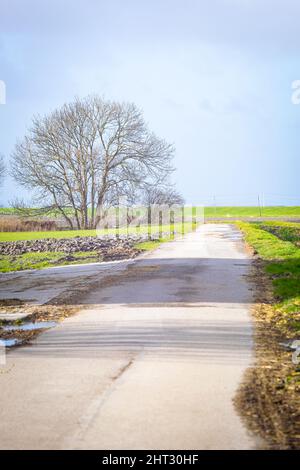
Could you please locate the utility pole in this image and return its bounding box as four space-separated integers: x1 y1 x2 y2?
213 195 217 217
258 194 262 217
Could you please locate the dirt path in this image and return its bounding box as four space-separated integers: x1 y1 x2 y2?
0 224 262 449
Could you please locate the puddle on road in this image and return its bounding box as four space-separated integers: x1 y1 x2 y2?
3 321 57 332
222 233 243 241
1 338 21 347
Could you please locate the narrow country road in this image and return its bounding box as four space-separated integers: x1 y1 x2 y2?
0 224 260 450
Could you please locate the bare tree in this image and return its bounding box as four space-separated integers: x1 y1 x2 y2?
11 96 174 229
10 197 59 219
141 186 185 207
0 154 5 187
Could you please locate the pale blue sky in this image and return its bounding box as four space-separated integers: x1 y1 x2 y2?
0 0 299 206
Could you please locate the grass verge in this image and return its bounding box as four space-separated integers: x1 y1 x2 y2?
237 222 300 332
0 251 101 273
134 237 170 251
235 222 300 449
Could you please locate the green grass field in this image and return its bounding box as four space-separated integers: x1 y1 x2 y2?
0 240 169 273
0 229 97 242
256 221 300 246
0 251 102 273
0 222 195 242
237 221 300 333
1 205 300 218
204 206 300 218
0 205 299 242
0 224 184 272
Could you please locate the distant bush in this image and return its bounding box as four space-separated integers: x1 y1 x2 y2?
0 216 59 232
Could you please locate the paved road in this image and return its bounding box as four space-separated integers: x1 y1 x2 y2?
0 224 259 449
0 258 135 305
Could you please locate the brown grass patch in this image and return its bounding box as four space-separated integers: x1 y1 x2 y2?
0 216 58 232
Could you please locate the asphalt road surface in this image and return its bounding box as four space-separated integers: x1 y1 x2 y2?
0 224 261 449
